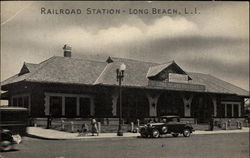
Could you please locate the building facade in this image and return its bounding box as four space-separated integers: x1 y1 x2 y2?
1 46 249 123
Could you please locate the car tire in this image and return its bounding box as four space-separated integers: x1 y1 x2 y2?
183 129 191 137
161 126 168 134
172 133 179 137
0 140 12 151
151 129 160 138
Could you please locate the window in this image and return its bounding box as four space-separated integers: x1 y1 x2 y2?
233 104 239 117
226 104 232 117
12 95 29 108
65 97 77 117
23 96 29 109
79 98 90 116
18 97 23 107
221 102 241 118
221 104 225 117
50 96 62 116
45 93 93 117
13 98 18 106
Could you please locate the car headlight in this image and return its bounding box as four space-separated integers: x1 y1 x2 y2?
12 134 22 144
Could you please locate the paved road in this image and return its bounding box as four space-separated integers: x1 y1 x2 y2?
1 133 249 158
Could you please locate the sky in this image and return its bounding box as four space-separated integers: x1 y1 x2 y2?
1 1 249 91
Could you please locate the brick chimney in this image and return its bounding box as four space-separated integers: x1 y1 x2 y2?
63 44 72 57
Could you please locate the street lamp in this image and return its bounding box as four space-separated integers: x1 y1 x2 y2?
116 63 126 136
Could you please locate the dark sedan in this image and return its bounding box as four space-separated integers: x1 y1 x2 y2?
139 115 194 138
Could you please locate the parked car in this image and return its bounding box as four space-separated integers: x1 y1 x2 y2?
0 129 22 151
0 106 28 151
139 115 194 138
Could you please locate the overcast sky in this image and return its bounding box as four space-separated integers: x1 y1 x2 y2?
1 1 249 91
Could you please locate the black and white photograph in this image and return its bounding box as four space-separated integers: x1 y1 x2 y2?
0 1 249 158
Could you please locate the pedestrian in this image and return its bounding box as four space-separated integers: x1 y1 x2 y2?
210 115 214 131
46 113 52 129
91 118 99 136
77 123 89 136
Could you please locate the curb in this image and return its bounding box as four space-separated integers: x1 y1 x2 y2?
26 133 140 140
26 130 249 140
26 134 66 140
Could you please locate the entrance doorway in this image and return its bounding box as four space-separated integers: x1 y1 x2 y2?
117 89 149 122
157 92 183 117
192 95 212 123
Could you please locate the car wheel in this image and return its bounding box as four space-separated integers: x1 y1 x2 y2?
172 133 179 137
0 140 12 151
151 129 160 138
161 126 168 134
183 129 191 137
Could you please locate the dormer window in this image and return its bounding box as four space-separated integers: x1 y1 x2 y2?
18 64 30 76
147 61 191 82
18 63 38 76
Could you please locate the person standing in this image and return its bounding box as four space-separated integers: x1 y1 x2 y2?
46 113 52 129
209 115 214 131
91 118 99 136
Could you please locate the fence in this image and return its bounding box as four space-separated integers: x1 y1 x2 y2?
214 119 246 130
30 117 249 133
57 119 141 133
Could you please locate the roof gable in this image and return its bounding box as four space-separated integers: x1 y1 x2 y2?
18 63 39 76
147 61 191 81
19 64 29 76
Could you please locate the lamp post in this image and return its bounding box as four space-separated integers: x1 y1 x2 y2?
116 63 126 136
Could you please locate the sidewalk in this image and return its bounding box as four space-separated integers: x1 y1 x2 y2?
27 127 249 140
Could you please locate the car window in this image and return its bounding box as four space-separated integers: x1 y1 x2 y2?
172 118 178 122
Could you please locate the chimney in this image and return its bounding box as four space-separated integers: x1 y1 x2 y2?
63 44 72 57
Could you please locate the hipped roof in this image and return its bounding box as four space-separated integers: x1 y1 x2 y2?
1 56 249 97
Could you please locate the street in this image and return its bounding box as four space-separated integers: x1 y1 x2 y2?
1 133 249 158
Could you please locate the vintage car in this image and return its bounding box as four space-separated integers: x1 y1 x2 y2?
139 115 194 138
0 107 28 151
0 129 22 151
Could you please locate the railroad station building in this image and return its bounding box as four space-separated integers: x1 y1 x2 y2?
1 46 249 123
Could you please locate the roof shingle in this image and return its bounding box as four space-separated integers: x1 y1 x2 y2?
1 56 248 97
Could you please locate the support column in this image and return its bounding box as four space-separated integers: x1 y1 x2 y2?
238 104 241 117
90 97 95 116
181 93 193 117
28 94 31 115
44 94 50 115
225 104 227 117
76 97 80 116
62 97 65 116
212 96 217 117
111 91 119 116
10 97 13 106
232 104 234 117
146 93 160 117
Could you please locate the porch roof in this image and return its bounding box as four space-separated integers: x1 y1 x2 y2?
1 56 249 97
